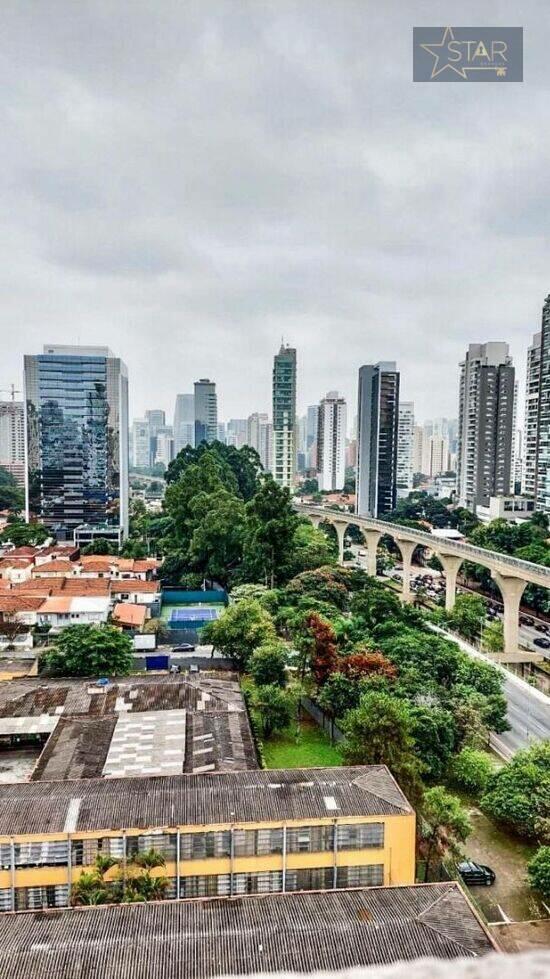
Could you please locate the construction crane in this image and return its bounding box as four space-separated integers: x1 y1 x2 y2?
0 384 22 402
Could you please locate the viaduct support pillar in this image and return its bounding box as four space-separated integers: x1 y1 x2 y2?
395 538 417 604
363 529 382 578
332 522 347 565
438 553 464 613
491 570 527 655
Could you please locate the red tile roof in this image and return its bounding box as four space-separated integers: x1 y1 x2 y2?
111 580 161 594
112 603 147 628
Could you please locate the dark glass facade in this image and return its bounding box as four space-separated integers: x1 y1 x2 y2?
357 363 400 517
24 346 128 541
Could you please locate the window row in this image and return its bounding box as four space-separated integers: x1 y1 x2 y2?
0 864 384 913
0 824 384 871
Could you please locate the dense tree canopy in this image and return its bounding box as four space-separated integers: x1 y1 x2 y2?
0 467 24 512
43 625 134 677
481 742 550 838
1 518 51 546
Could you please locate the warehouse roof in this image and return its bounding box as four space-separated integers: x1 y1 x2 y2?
0 766 411 836
0 674 245 718
0 884 496 978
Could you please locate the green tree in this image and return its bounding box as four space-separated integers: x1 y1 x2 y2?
42 624 134 677
284 522 337 578
285 567 350 612
449 748 494 796
481 742 550 838
0 466 24 512
341 691 423 802
481 619 504 652
420 786 471 881
203 598 276 669
242 476 299 587
81 538 116 555
188 491 246 586
248 641 288 687
410 706 457 782
165 441 262 501
230 583 269 603
250 683 293 738
447 593 486 643
527 846 550 900
1 519 51 546
317 672 362 719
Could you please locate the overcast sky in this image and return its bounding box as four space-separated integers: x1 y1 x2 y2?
2 1 549 426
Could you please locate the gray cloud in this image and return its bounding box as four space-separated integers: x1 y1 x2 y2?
0 0 548 424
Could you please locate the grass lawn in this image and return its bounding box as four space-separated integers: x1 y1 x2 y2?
263 717 342 769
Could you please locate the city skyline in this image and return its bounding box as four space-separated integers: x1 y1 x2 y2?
2 4 549 422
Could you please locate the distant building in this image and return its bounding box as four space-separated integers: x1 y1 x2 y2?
537 296 550 512
272 344 297 488
356 363 399 517
226 419 248 449
194 379 218 445
145 410 165 435
476 494 536 525
217 422 226 443
306 404 318 469
317 391 347 492
457 342 515 511
396 402 414 497
247 413 272 471
173 394 195 454
154 428 174 467
523 331 541 498
412 425 424 474
24 345 129 541
0 400 25 487
131 419 151 469
422 435 450 478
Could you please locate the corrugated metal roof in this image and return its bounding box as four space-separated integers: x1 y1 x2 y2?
0 766 411 835
0 884 495 978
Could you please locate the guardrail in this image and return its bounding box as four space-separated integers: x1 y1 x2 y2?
293 503 550 585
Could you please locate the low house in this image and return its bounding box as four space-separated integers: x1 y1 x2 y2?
37 596 111 630
0 559 33 585
112 602 147 631
0 595 45 628
111 580 161 606
32 560 78 579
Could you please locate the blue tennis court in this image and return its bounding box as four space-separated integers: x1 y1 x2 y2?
169 606 220 623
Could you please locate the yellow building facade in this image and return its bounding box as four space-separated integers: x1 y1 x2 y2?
0 766 416 911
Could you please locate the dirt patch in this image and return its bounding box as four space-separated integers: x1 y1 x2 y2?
492 919 550 952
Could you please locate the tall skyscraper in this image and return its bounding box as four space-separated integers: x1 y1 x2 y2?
227 419 248 449
412 425 424 475
194 379 218 445
356 362 399 517
523 331 541 497
272 344 297 488
145 409 166 435
247 412 272 471
536 297 550 512
217 422 226 444
306 405 318 469
173 393 195 455
24 345 129 541
154 428 174 467
131 418 151 469
0 399 25 487
421 435 450 478
317 391 347 492
396 401 415 498
457 342 515 511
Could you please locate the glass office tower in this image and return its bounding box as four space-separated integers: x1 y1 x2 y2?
356 363 400 517
24 345 129 542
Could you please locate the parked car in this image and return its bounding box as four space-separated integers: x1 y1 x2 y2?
457 861 496 886
172 643 196 652
533 637 550 649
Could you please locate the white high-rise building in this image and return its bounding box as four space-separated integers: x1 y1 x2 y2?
247 413 272 472
412 425 424 475
457 342 515 511
227 419 248 449
523 332 541 498
396 402 414 497
422 435 450 478
317 392 347 492
131 419 151 469
0 400 25 486
173 394 195 454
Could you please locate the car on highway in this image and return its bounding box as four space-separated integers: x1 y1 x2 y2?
457 861 496 887
521 615 535 627
533 637 550 649
535 623 549 633
172 643 196 652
